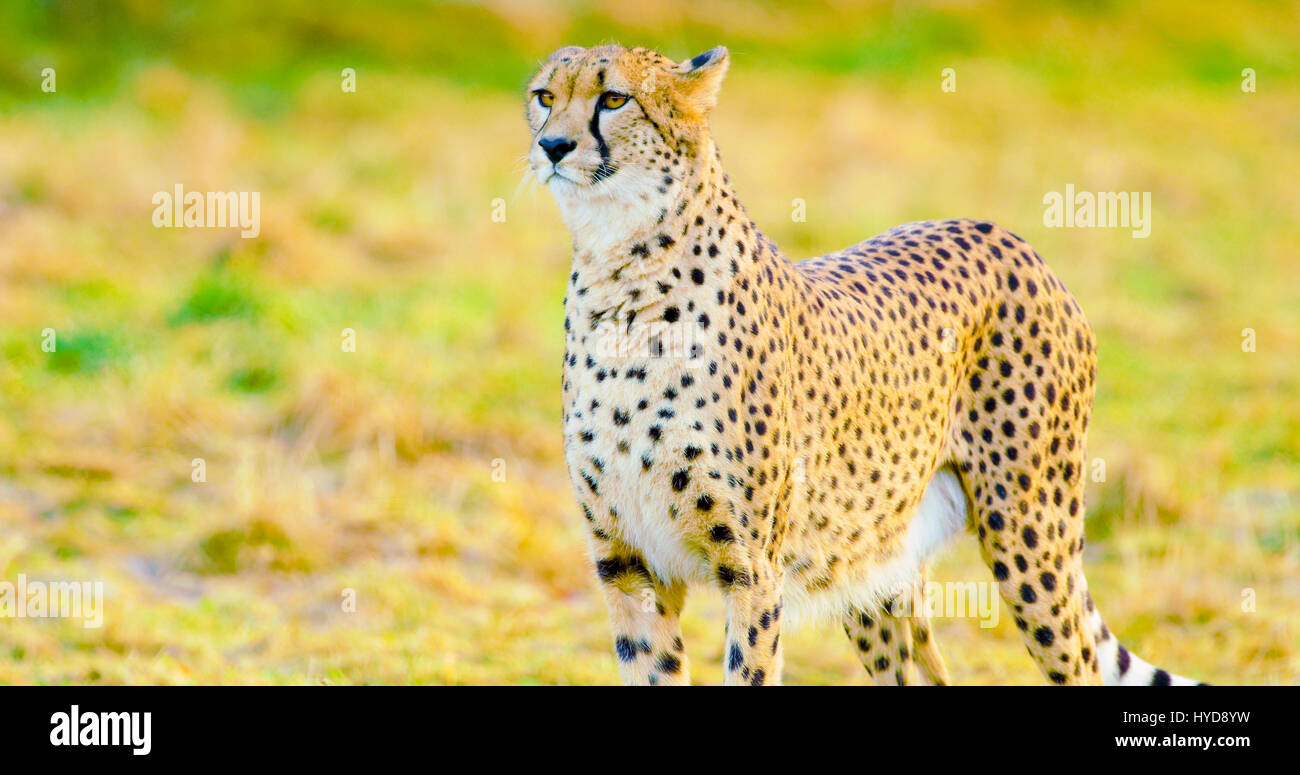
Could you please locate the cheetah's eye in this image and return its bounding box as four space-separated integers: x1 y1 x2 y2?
599 91 629 110
534 90 555 108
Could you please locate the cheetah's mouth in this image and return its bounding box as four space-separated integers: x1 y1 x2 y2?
542 162 617 189
542 165 581 186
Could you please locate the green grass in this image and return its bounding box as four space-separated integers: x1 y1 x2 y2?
0 0 1296 684
45 330 125 375
169 262 263 326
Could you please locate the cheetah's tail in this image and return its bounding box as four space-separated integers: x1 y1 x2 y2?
1081 584 1205 686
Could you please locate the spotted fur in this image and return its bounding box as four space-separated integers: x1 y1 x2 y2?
527 44 1198 686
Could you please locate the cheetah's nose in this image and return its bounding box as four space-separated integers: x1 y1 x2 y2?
539 136 577 164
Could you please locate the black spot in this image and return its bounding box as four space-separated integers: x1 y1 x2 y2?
615 637 637 662
716 564 747 586
709 524 735 542
1034 626 1054 646
656 653 682 674
595 556 623 582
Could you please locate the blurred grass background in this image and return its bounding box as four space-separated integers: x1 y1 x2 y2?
0 0 1297 684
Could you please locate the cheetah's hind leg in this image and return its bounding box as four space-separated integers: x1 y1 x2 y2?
842 571 948 686
908 584 950 685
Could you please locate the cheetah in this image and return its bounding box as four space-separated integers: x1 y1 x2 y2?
527 43 1198 685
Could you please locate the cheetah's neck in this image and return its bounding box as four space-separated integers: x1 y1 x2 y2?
562 146 773 332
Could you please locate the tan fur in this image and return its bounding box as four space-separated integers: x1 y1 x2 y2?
527 44 1196 686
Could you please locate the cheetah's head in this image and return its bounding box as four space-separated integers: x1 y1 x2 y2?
525 44 728 229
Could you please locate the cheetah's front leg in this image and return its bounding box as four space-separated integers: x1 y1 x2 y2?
719 560 785 686
591 539 690 686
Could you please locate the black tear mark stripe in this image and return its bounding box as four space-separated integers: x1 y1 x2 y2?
589 100 616 183
534 98 553 141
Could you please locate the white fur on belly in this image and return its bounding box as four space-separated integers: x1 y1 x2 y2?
782 467 969 626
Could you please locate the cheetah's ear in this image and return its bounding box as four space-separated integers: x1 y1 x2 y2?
674 46 729 116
